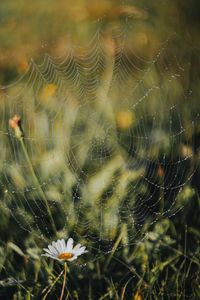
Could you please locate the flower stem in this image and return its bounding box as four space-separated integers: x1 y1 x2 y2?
59 262 67 300
19 136 57 236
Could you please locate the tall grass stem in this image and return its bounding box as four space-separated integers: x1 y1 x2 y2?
19 137 57 235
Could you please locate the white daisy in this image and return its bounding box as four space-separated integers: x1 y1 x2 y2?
41 238 87 262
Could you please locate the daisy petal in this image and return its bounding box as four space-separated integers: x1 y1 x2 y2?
52 241 59 252
68 256 78 262
61 239 66 252
73 243 82 251
66 238 74 252
74 246 87 256
55 240 62 253
48 245 58 255
41 254 60 261
43 248 55 256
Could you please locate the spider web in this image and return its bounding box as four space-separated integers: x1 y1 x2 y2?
0 18 198 264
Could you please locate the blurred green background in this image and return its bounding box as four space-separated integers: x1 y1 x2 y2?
0 0 200 299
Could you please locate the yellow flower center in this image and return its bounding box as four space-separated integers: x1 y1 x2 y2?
58 252 74 260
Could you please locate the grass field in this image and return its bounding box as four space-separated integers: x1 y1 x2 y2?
0 1 200 299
